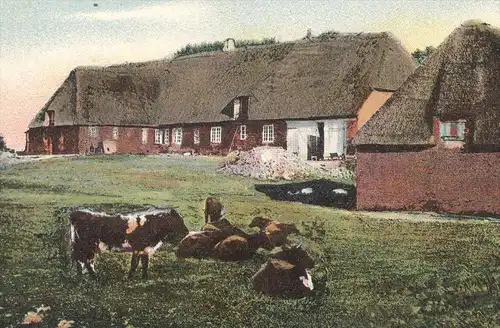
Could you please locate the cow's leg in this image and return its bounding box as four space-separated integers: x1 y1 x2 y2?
140 254 149 279
204 211 209 224
128 252 140 279
75 260 85 275
84 259 97 278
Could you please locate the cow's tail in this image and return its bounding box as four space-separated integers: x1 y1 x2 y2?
70 223 76 244
68 211 81 245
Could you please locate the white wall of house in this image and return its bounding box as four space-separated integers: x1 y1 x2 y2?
323 119 347 158
285 119 347 160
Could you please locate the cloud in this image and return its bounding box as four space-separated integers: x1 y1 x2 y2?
72 1 208 21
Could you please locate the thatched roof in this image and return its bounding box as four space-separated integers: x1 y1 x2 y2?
29 32 415 128
353 20 500 147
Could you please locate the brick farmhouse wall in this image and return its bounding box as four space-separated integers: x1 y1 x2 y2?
26 120 287 155
78 126 164 155
356 148 500 216
163 120 287 155
26 126 79 155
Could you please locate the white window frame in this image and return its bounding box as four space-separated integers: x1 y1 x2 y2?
240 125 247 140
440 121 466 141
173 128 183 145
142 128 148 144
210 126 222 144
112 127 119 140
194 128 200 145
154 129 163 144
89 126 98 138
262 124 274 143
233 98 241 119
164 128 170 145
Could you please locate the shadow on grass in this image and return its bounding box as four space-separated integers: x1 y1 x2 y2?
255 179 356 209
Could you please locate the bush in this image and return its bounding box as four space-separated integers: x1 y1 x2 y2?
174 38 278 58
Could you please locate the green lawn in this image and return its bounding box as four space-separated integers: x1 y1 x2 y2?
0 155 499 328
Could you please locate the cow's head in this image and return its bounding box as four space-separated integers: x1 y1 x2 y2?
161 211 190 243
249 217 273 229
275 244 315 269
275 222 300 235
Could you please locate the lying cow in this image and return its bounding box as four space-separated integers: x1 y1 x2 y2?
175 231 221 259
249 217 300 249
175 218 248 259
69 207 189 279
212 231 271 262
251 244 315 298
204 197 226 224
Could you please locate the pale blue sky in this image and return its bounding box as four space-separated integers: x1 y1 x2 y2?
1 0 499 149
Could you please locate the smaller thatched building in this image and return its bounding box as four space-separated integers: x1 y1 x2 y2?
352 20 500 216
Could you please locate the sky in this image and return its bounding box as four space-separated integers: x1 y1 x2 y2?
0 0 499 150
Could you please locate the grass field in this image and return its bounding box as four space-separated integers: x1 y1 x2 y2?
0 155 499 328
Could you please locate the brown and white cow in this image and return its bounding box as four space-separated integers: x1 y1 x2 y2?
204 197 226 224
251 244 315 298
249 217 300 249
69 207 189 279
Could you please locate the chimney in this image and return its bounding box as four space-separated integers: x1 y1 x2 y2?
306 28 312 40
223 38 236 52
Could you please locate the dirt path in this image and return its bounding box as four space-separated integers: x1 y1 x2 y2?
357 210 500 224
0 153 79 169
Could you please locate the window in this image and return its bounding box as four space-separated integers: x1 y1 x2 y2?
164 128 170 144
194 128 200 144
112 127 119 140
47 111 55 126
262 124 274 143
211 127 222 143
154 129 163 144
142 128 148 144
233 98 241 119
173 128 183 145
240 125 247 140
89 126 98 137
440 121 466 141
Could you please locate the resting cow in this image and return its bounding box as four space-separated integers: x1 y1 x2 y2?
212 231 271 262
69 207 189 279
249 217 300 249
175 231 221 259
204 197 226 224
175 218 248 259
251 244 315 298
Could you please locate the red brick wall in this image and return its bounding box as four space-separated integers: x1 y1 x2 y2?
347 118 359 141
27 121 287 155
26 128 44 154
27 126 79 155
51 126 79 154
78 126 165 154
356 148 500 215
164 120 287 155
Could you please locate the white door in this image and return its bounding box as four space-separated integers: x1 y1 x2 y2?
325 120 346 157
287 128 300 156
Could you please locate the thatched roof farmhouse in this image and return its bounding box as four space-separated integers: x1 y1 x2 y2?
26 31 415 158
353 20 500 216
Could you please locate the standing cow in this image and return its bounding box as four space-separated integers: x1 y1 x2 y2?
204 197 226 224
69 207 189 279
